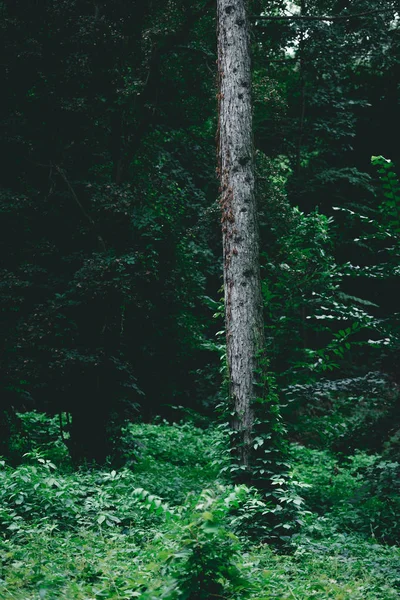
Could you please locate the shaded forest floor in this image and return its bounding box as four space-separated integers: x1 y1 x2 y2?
0 420 399 599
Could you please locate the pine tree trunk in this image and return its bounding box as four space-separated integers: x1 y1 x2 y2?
217 0 265 469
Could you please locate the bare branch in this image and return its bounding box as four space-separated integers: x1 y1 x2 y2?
55 165 107 252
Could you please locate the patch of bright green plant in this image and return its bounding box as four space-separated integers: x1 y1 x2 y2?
0 420 399 599
291 444 400 543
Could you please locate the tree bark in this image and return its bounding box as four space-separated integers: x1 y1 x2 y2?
217 0 265 470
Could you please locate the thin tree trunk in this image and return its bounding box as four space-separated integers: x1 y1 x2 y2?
217 0 265 470
295 0 307 177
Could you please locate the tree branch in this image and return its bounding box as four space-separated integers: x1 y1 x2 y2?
254 8 396 22
55 165 107 252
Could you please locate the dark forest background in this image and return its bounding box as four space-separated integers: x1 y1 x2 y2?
1 0 399 462
1 2 400 599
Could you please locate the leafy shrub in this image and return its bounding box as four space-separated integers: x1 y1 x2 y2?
161 487 251 600
285 372 400 452
10 411 71 466
286 526 400 599
291 444 400 543
120 421 224 504
0 422 226 538
356 457 400 543
0 423 399 600
0 454 171 538
122 421 219 468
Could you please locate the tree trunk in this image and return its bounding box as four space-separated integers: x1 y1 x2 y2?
295 0 307 177
217 0 265 470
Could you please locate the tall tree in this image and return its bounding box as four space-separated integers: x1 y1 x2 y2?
217 0 265 469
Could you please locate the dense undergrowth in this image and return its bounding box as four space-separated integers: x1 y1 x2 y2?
0 415 399 599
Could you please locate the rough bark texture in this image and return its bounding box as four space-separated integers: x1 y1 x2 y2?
217 0 265 468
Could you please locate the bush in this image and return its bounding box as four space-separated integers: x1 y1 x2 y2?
159 487 251 600
0 424 399 600
291 444 400 543
286 373 400 453
2 410 71 467
0 453 171 538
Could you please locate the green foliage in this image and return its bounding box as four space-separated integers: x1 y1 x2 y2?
122 422 218 468
159 487 251 600
285 371 400 452
291 444 400 544
0 0 220 461
1 423 399 600
256 155 370 384
0 455 170 539
0 0 399 596
225 474 310 544
332 156 400 378
6 411 71 467
372 155 400 234
119 422 223 504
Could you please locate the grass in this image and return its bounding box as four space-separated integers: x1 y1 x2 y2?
0 418 399 599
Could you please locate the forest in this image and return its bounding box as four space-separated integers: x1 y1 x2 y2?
0 0 399 598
